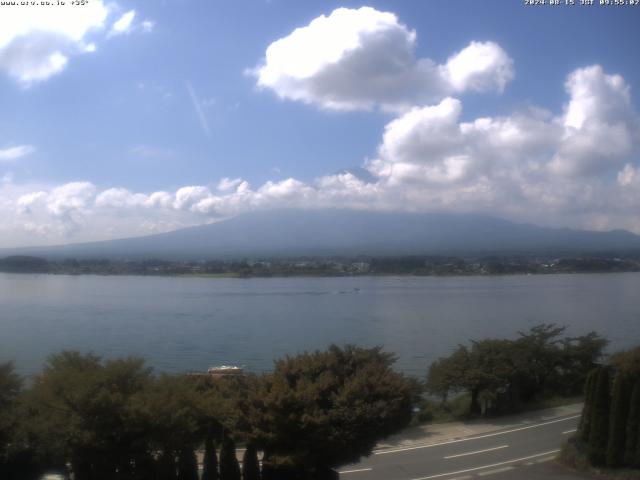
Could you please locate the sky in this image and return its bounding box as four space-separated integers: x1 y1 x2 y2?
0 0 639 248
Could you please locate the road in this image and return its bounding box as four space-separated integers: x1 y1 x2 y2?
339 413 580 480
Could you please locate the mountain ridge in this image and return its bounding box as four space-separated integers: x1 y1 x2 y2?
2 209 640 260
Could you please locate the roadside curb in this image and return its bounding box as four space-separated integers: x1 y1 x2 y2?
373 403 583 454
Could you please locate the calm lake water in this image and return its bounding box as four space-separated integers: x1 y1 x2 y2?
1 272 639 377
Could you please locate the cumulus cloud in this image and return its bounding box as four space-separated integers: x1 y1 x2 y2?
0 3 153 85
0 145 35 162
2 64 639 247
251 6 514 112
0 2 108 84
550 65 638 176
365 65 640 227
442 41 514 93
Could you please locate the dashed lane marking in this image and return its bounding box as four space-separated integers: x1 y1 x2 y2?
477 466 514 476
444 445 508 459
408 449 561 480
338 468 373 474
562 429 577 434
534 456 556 463
375 416 579 455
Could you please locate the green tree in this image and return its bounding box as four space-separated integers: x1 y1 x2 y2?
558 331 607 395
242 444 260 480
425 325 607 417
426 346 469 406
202 436 219 480
22 351 154 480
606 374 631 467
177 448 199 480
157 452 178 480
137 374 201 465
611 346 640 379
578 368 597 442
625 381 640 467
219 436 241 480
0 362 43 480
587 367 611 466
249 345 413 476
514 324 566 400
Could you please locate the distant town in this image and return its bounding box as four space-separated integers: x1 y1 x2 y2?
1 253 640 277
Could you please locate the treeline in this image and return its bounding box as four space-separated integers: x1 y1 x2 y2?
2 254 640 277
426 324 607 415
575 346 640 469
0 326 621 479
0 346 415 480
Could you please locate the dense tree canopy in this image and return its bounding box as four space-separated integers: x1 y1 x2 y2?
426 324 607 415
0 345 415 479
248 345 414 475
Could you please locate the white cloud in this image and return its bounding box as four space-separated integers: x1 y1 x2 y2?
217 177 243 192
251 6 513 112
0 2 109 84
109 10 136 36
442 41 514 93
141 20 155 33
2 65 639 247
549 65 638 176
0 3 153 85
0 145 35 162
45 181 96 216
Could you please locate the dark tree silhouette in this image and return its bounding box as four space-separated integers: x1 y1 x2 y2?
177 448 199 480
606 374 631 467
587 367 611 466
242 444 260 480
202 436 219 480
219 436 241 480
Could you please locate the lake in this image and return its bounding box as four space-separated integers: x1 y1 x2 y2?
1 272 639 377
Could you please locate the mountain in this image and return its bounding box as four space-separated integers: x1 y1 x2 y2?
3 209 640 260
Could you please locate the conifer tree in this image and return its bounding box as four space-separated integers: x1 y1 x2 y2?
627 382 640 467
579 368 597 442
260 452 275 480
219 436 241 480
588 367 611 466
177 448 199 480
242 444 260 480
202 436 219 480
157 452 178 480
606 374 631 468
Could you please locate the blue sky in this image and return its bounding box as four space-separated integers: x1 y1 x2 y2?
1 0 639 247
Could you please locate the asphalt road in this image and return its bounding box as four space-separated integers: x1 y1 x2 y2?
339 413 581 480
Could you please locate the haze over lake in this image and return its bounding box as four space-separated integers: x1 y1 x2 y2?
2 272 639 377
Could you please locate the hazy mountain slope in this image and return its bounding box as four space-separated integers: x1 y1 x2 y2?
3 209 640 260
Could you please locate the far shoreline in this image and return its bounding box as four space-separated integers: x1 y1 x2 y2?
2 269 640 280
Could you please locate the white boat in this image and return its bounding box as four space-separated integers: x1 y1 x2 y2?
206 365 244 375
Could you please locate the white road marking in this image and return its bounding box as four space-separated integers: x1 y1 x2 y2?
477 466 514 476
444 445 508 459
562 429 577 434
338 467 373 474
375 415 579 455
408 449 560 480
534 456 556 463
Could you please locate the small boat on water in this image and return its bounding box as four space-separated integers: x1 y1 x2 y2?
206 365 244 376
185 365 245 378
